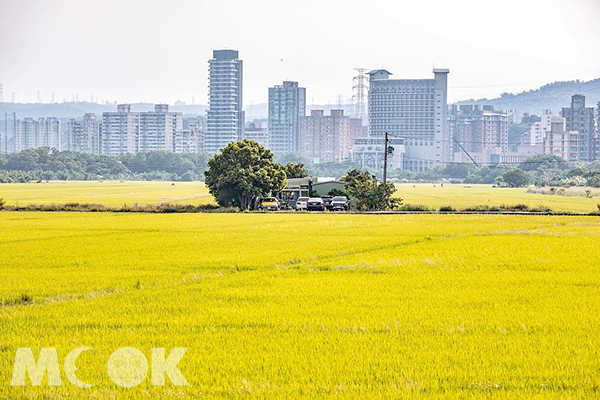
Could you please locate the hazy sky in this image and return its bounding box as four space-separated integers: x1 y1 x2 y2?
1 0 600 106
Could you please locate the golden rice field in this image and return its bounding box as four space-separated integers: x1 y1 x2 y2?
1 181 599 213
0 181 213 207
1 212 599 398
396 183 600 213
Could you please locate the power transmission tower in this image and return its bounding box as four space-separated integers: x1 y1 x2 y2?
0 84 3 103
352 68 368 123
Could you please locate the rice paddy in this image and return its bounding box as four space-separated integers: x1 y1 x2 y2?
1 181 599 212
1 212 599 398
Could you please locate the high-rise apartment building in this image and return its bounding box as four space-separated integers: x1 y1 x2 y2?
186 117 204 152
173 129 198 154
268 81 306 154
522 109 562 146
38 117 61 149
139 104 182 152
450 105 509 155
101 104 140 155
561 94 596 161
13 117 61 152
597 101 600 160
349 117 367 142
68 113 101 154
101 104 182 155
368 68 450 171
543 119 579 161
299 110 351 163
205 49 244 153
20 118 37 150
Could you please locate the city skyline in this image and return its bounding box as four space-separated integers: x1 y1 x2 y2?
1 0 600 106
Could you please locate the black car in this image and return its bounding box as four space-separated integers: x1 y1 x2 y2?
322 195 334 210
306 197 325 211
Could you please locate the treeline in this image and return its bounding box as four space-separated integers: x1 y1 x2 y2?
1 148 599 188
0 148 209 183
389 154 600 188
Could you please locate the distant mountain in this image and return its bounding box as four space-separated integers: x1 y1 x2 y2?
456 78 600 115
7 77 594 122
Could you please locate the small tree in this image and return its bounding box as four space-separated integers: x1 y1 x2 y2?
283 162 308 179
588 174 600 188
502 169 529 188
204 140 286 210
340 169 402 210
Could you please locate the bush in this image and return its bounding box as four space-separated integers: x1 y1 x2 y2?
529 205 552 213
588 175 600 188
398 204 431 211
499 204 529 211
7 202 222 213
0 198 5 210
463 205 491 212
439 205 455 212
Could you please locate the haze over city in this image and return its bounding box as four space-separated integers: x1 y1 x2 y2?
2 0 600 106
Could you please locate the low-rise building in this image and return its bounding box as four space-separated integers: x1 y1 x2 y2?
352 137 405 170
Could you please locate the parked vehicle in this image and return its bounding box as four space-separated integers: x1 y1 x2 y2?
322 195 334 210
258 197 280 211
307 197 325 211
295 197 309 211
330 196 349 211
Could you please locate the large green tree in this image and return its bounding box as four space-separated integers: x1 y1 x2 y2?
204 140 286 209
502 169 530 188
340 169 401 211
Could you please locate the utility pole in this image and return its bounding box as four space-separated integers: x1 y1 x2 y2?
382 132 389 210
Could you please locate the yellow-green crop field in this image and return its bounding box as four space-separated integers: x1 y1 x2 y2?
396 183 600 213
1 181 599 212
0 181 213 207
1 212 599 398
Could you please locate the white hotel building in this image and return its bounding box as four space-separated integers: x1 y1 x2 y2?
368 68 450 171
